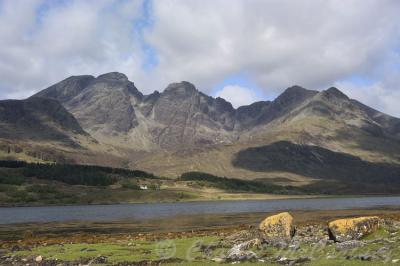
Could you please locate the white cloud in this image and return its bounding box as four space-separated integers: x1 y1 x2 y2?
337 69 400 118
141 0 400 116
215 85 259 108
0 0 146 98
0 0 400 117
143 0 400 93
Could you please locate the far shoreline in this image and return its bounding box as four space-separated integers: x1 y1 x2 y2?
1 193 400 208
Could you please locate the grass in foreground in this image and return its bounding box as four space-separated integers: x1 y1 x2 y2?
8 226 400 266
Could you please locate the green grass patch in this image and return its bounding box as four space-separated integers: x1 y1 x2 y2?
362 227 390 240
121 182 141 189
26 184 58 194
180 171 304 194
10 233 400 266
0 167 26 185
306 259 389 266
12 236 220 264
0 184 18 193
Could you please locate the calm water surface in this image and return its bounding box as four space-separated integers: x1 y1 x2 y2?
0 196 399 224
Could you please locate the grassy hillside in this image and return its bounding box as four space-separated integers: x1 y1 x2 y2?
180 171 303 194
0 161 313 206
1 157 399 206
0 161 173 206
232 141 400 194
232 141 400 184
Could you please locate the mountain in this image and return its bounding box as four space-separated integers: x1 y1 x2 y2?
2 71 399 192
34 73 239 149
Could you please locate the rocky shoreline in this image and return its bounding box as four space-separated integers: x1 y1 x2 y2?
1 211 400 265
211 213 400 264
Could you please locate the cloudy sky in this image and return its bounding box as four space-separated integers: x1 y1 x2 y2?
0 0 399 116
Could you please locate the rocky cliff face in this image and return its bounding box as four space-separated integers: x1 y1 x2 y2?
147 82 237 148
34 73 142 140
32 72 400 150
29 73 320 148
33 73 239 148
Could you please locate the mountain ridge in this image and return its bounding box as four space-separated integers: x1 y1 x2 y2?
34 72 384 149
0 71 399 188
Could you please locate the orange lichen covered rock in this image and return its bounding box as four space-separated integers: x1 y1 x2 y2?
328 216 380 242
259 212 295 239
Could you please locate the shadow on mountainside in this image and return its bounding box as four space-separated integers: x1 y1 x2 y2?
232 141 400 185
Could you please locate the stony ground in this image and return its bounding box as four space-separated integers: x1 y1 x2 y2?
1 217 400 266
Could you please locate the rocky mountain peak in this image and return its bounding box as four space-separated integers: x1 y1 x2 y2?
277 85 318 101
96 72 129 82
273 85 318 111
214 97 235 112
285 85 308 92
323 87 349 100
32 75 95 103
163 81 198 96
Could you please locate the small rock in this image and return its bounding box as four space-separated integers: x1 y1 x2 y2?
278 257 289 262
225 240 259 262
226 250 257 262
92 256 107 264
336 240 364 251
211 257 224 263
35 256 43 263
11 245 21 252
267 239 289 249
377 247 389 254
275 256 310 265
223 229 263 246
357 254 375 261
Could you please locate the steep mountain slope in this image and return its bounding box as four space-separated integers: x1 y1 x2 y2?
0 97 86 144
147 82 238 148
0 97 97 163
0 96 129 165
34 73 143 145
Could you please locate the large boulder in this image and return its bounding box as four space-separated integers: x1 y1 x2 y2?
259 212 295 239
328 216 380 242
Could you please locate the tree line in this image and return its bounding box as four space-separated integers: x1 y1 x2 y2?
0 160 157 186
